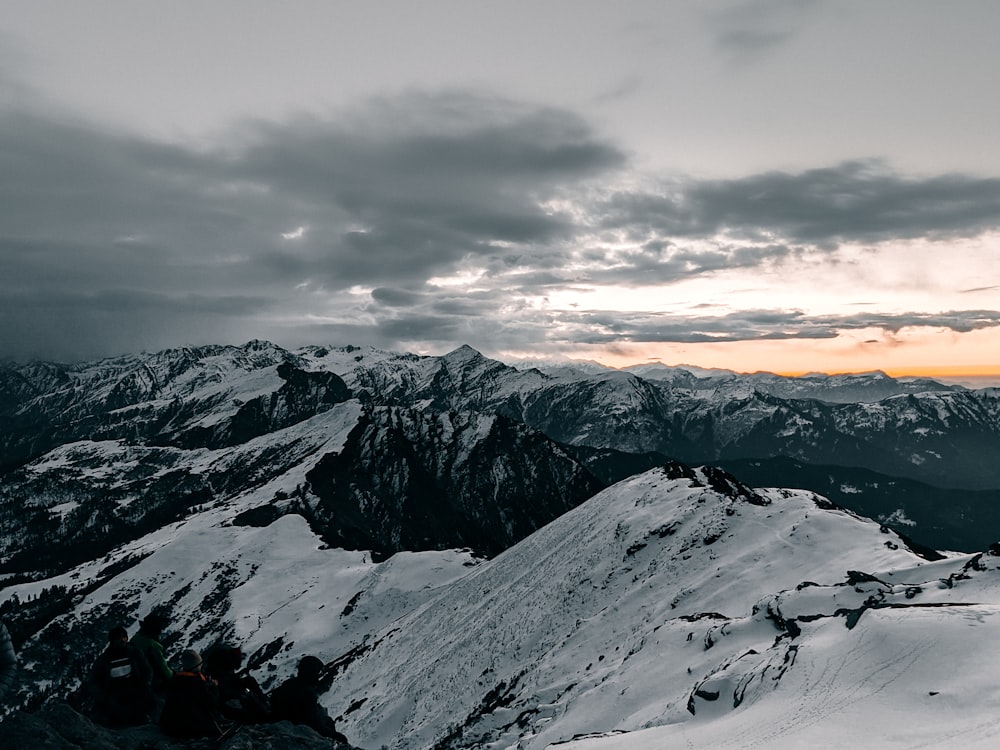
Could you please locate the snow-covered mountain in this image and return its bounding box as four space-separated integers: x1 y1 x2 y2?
4 341 997 493
301 343 1000 492
514 357 961 403
3 339 1000 748
3 340 1000 566
5 463 999 749
318 463 996 749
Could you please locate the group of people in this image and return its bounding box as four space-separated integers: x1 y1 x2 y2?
89 613 349 745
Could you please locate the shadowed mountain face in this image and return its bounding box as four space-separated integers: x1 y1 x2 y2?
304 407 604 559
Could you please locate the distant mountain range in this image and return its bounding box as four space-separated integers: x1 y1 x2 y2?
2 340 999 573
2 340 1000 747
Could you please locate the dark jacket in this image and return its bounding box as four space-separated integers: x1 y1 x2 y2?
203 646 270 724
269 675 343 741
159 671 222 738
0 620 15 701
90 642 154 725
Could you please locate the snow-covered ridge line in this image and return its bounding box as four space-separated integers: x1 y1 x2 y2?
317 464 989 749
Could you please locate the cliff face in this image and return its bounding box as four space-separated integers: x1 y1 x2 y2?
304 407 604 558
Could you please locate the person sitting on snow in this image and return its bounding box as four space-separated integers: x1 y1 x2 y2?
203 643 270 724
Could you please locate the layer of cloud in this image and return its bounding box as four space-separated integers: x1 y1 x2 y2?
358 294 1000 351
597 160 1000 248
3 89 1000 363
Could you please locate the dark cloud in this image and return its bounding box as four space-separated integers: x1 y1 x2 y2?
288 290 1000 357
598 160 1000 248
374 314 467 341
226 92 623 286
2 289 267 316
370 288 426 308
3 87 1000 363
962 285 1000 294
0 92 624 360
824 310 1000 335
0 289 271 362
577 242 799 287
370 286 515 319
538 308 1000 346
430 294 507 317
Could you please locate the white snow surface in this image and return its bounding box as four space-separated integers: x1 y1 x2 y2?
8 455 1000 749
316 468 1000 750
8 506 478 690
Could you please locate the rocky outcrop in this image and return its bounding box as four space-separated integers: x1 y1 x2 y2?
0 702 363 749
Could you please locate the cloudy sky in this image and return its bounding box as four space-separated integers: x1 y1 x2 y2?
2 1 999 380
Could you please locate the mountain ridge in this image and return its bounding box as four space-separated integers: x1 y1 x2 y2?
3 339 1000 748
318 463 955 749
3 339 999 562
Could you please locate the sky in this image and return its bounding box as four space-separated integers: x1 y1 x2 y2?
2 1 999 380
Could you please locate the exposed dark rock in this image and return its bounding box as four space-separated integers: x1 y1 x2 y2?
846 570 885 586
760 602 802 640
304 408 605 559
699 466 769 506
232 505 285 528
660 461 699 483
0 702 364 750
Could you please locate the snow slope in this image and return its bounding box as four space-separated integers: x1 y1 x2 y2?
3 501 480 703
317 465 998 749
5 461 999 749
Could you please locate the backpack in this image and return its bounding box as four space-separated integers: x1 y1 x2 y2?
108 654 133 680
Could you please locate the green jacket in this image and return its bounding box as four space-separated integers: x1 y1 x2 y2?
130 632 172 688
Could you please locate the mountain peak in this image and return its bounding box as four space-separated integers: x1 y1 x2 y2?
442 343 484 361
